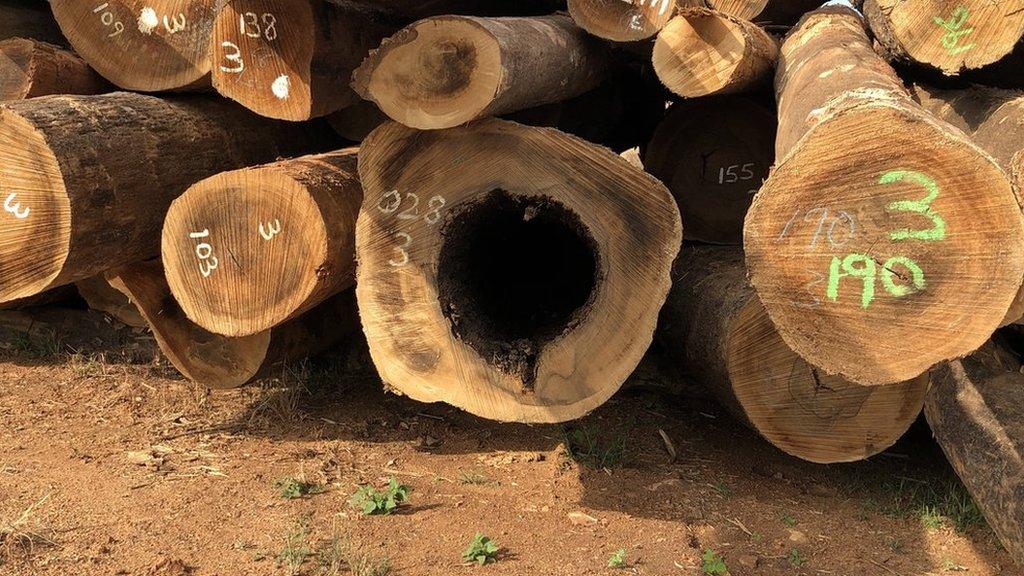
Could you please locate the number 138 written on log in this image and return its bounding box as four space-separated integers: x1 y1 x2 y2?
376 190 446 268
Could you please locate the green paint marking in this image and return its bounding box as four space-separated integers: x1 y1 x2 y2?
881 256 926 297
934 6 976 56
880 170 946 242
827 254 877 309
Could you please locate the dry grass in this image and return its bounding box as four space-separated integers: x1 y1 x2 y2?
1 493 56 564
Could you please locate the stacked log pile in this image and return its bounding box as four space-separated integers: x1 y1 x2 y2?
4 0 1024 562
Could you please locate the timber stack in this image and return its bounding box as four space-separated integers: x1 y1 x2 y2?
4 0 1024 563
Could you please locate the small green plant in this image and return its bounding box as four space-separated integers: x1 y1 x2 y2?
462 533 499 566
349 477 411 515
563 424 629 468
458 471 491 485
701 549 728 575
317 529 390 576
607 548 627 568
941 557 968 572
788 548 807 567
750 532 763 544
275 476 324 499
920 506 944 530
277 517 311 575
780 512 797 527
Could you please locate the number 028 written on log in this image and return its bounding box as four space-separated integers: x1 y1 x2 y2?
780 170 945 310
376 190 446 268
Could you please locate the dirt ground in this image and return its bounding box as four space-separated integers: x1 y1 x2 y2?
0 308 1015 576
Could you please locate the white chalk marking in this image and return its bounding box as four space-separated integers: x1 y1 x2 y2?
272 75 290 100
3 193 29 220
259 219 282 241
138 7 158 34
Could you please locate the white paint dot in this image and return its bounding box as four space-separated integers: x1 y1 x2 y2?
138 7 159 35
271 74 291 100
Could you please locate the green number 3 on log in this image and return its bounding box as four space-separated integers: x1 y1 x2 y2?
880 170 946 242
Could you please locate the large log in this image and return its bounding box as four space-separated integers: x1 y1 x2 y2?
926 338 1024 565
49 0 225 92
0 38 111 101
567 0 676 42
0 92 337 303
108 260 359 389
863 0 1024 75
356 118 681 423
162 149 362 337
743 5 1024 385
0 0 67 46
679 0 821 25
211 0 393 121
643 95 775 244
910 83 1024 325
351 14 611 130
659 245 927 463
652 7 778 98
76 274 147 328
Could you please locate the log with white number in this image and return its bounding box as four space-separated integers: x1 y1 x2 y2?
211 0 393 121
50 0 225 92
161 149 363 337
743 4 1024 385
0 92 337 303
355 118 681 423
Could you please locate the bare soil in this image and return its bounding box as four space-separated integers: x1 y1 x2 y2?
0 308 1014 576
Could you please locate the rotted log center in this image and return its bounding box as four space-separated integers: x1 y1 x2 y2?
437 190 600 386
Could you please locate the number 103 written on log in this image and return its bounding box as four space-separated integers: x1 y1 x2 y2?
377 190 446 268
782 170 945 309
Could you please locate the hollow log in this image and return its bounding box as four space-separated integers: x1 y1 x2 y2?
910 83 1024 325
643 95 775 244
356 118 681 423
0 0 67 46
352 14 611 130
0 38 111 101
49 0 225 92
329 0 566 20
108 260 359 389
162 149 362 338
659 245 927 463
211 0 393 121
653 8 778 98
679 0 821 25
863 0 1024 76
567 0 676 42
0 92 337 303
327 101 389 142
743 5 1024 385
926 338 1024 565
76 274 147 328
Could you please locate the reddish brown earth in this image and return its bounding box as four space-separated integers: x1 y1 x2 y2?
0 308 1014 576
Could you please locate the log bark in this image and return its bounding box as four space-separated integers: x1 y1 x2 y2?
643 95 775 244
659 245 927 463
351 14 611 130
653 7 778 98
0 0 67 46
910 83 1024 326
327 101 389 142
0 92 337 303
863 0 1024 76
211 0 394 121
926 338 1024 565
162 149 362 338
356 118 681 423
0 38 111 101
743 5 1024 385
567 0 676 42
49 0 226 92
108 260 359 389
76 274 147 328
680 0 821 25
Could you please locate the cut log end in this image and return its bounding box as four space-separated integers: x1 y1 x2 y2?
864 0 1024 75
653 9 777 98
567 0 676 42
729 299 928 464
0 110 70 302
356 119 681 423
746 102 1024 385
706 0 769 20
353 17 502 130
49 0 218 92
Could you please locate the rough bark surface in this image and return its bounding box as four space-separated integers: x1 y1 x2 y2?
0 38 111 101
